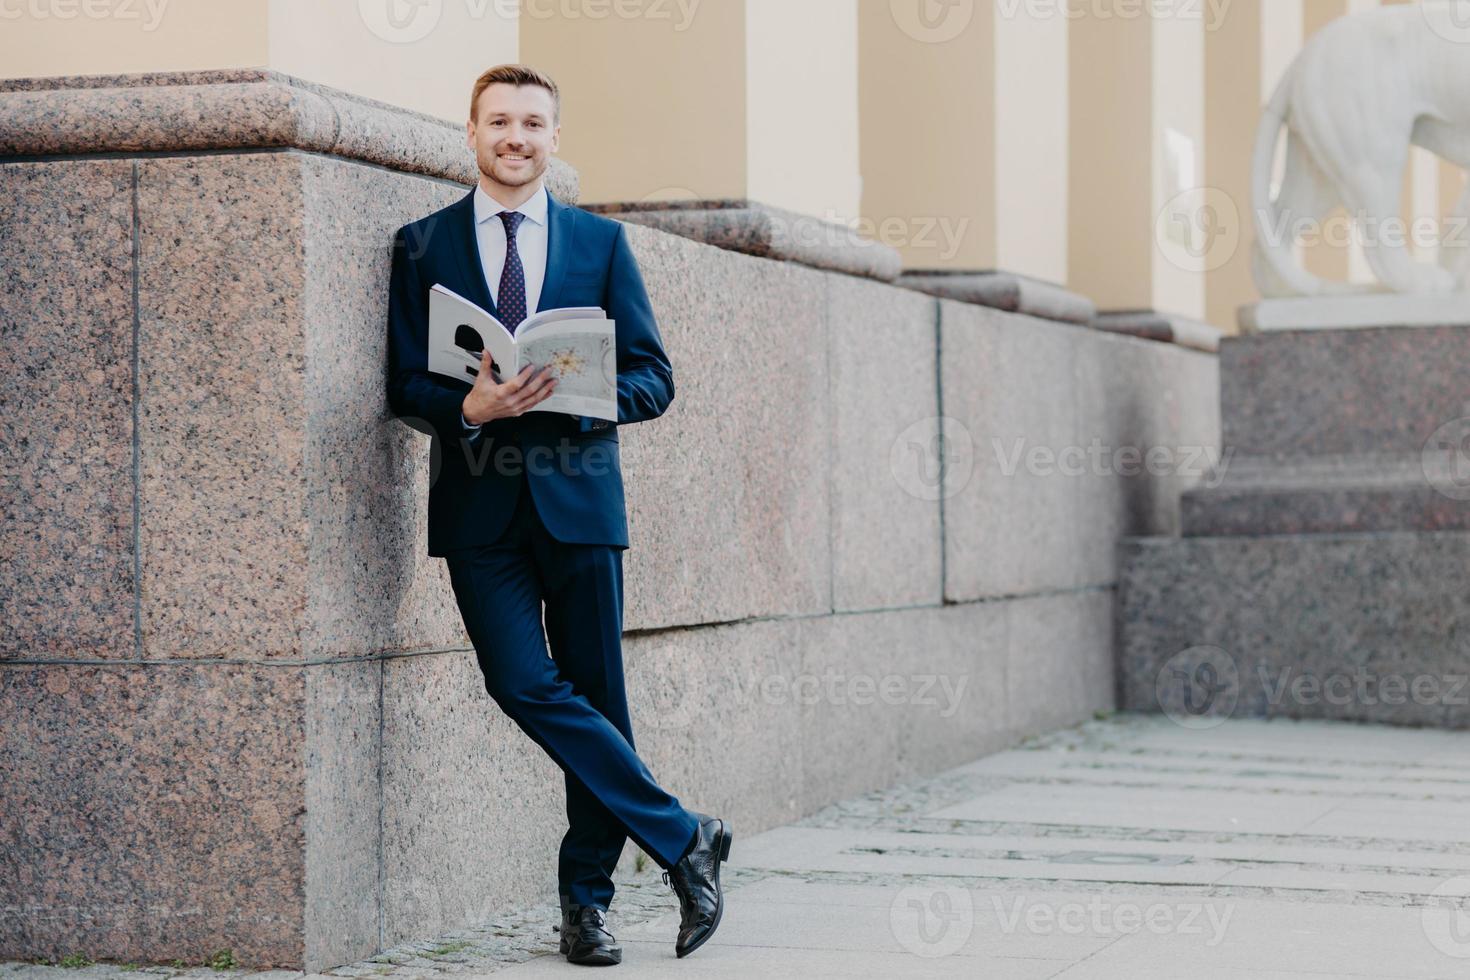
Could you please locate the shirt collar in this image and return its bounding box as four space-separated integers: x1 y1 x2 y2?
474 182 549 228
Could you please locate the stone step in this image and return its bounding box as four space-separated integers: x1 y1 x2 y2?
1180 453 1470 536
1219 325 1470 459
1117 531 1470 730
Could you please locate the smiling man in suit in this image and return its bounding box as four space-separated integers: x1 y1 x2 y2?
385 65 731 966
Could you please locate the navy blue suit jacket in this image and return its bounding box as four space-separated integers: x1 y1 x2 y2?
386 187 674 556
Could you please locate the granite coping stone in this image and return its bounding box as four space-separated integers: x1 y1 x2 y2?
1092 308 1224 353
582 198 903 282
896 268 1097 325
0 69 579 202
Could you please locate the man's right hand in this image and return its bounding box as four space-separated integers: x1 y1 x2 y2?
462 351 558 425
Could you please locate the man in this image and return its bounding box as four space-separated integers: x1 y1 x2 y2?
385 64 731 966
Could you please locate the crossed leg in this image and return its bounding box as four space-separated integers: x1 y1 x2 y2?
443 485 699 900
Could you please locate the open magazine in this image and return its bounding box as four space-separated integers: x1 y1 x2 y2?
427 283 618 422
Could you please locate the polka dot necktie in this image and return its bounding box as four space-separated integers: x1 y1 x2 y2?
498 210 528 333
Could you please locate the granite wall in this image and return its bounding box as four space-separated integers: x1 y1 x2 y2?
0 85 1219 971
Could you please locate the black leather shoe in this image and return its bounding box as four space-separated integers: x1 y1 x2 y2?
661 812 733 958
557 903 622 966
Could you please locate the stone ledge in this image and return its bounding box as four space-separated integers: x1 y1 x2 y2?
897 269 1096 325
581 198 902 282
1241 294 1470 331
1092 308 1224 352
1180 452 1470 536
0 69 579 201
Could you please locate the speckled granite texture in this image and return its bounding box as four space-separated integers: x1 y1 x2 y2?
1118 533 1470 728
0 70 579 202
583 198 903 282
0 160 135 659
940 301 1221 601
1 72 1220 973
897 268 1097 325
1220 326 1470 458
0 663 308 967
1120 324 1470 731
1181 453 1470 535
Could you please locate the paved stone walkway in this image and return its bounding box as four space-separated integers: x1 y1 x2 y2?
6 714 1469 978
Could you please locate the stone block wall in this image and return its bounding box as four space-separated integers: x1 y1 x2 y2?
0 75 1219 971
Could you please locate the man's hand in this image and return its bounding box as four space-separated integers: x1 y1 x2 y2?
462 351 558 425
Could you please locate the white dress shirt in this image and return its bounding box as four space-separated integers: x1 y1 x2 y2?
461 182 549 433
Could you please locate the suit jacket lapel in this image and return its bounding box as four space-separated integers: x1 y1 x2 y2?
448 189 500 320
541 189 576 313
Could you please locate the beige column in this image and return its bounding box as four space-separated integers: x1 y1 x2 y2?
856 0 994 271
0 0 519 122
522 0 860 220
0 0 268 78
859 0 987 270
1070 0 1211 315
1204 0 1301 331
994 3 1069 282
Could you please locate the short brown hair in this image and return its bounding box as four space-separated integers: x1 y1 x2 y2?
470 64 560 125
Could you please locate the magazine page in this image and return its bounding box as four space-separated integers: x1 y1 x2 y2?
520 320 617 421
428 283 517 386
515 306 607 341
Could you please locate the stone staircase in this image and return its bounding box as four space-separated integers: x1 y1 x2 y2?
1118 325 1470 730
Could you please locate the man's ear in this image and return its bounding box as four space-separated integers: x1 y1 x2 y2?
465 120 475 149
551 125 560 154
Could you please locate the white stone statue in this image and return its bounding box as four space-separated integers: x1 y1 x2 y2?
1252 2 1470 300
